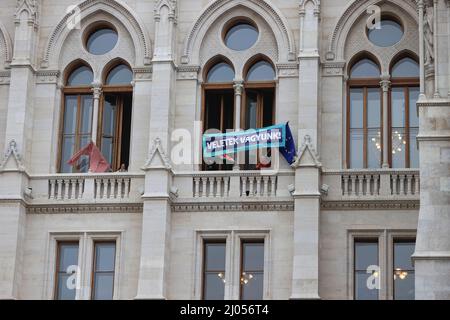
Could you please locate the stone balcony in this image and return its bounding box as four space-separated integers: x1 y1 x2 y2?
22 169 420 208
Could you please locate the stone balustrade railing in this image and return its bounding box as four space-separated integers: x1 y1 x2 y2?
23 169 419 205
28 173 145 203
322 169 420 200
173 170 294 199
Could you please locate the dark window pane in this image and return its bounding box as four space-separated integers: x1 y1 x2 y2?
207 63 234 83
106 65 133 85
392 128 406 168
59 243 79 271
205 243 226 271
394 242 415 270
225 23 258 51
247 61 275 82
350 59 380 78
355 242 378 270
367 89 380 128
57 274 77 300
350 129 364 169
93 273 115 300
56 243 79 300
409 87 420 127
391 88 406 128
95 243 116 272
355 272 379 300
204 273 225 300
67 66 93 86
87 28 118 55
241 272 263 300
243 243 264 271
64 96 78 134
102 137 113 165
394 241 415 300
368 20 403 47
392 58 419 78
410 128 419 168
350 88 363 128
61 136 75 173
394 271 415 300
246 91 257 129
80 95 93 134
103 95 117 136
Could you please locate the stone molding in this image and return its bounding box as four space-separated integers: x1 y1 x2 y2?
172 201 294 212
41 0 152 68
36 70 60 84
326 0 418 62
27 203 143 214
0 21 12 69
181 0 296 64
322 200 420 210
0 71 11 85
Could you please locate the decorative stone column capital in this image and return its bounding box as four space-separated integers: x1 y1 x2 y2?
233 81 244 96
91 83 102 98
380 79 391 92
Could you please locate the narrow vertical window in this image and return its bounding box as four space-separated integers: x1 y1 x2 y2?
243 59 276 170
92 242 116 300
347 58 382 169
240 241 265 300
203 241 226 300
393 240 415 300
55 242 79 300
390 57 420 168
60 64 94 173
354 240 379 300
203 60 235 171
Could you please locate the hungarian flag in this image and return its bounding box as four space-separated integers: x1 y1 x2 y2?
67 141 110 173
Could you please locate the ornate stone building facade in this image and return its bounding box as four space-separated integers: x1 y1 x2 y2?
0 0 448 300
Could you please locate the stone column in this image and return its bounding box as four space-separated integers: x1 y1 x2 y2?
290 136 322 299
298 1 320 149
233 81 243 169
414 0 450 300
418 0 426 99
91 83 102 144
136 1 178 300
380 77 391 168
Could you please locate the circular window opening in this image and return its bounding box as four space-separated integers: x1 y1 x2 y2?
367 19 403 47
224 22 258 51
86 27 118 55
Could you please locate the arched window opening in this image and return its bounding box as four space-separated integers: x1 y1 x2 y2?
347 57 382 169
390 57 420 168
203 60 235 171
101 63 134 171
60 64 94 173
243 59 276 170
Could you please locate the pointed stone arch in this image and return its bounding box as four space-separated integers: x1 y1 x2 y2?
0 22 12 69
326 0 418 62
41 0 151 68
181 0 296 65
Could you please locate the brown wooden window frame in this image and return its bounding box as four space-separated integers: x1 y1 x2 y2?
239 239 265 300
346 79 383 169
91 240 117 300
54 241 79 300
389 78 420 169
201 240 227 300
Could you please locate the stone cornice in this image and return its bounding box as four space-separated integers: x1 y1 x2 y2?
321 200 420 210
27 203 143 214
417 100 450 107
172 201 294 212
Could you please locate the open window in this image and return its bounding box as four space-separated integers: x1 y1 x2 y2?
243 58 276 170
101 63 133 171
59 63 94 173
202 59 235 171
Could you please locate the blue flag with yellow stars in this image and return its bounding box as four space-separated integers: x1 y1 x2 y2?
279 122 296 165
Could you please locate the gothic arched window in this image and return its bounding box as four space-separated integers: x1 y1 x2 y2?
390 57 420 168
347 58 382 169
59 64 94 173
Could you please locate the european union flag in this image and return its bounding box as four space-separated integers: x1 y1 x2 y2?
279 122 296 165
